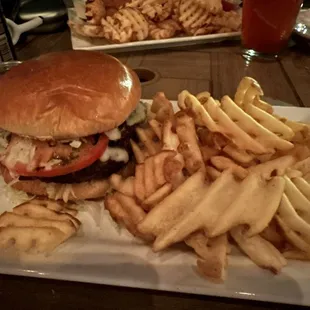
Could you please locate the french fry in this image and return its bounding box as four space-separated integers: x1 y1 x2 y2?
105 194 151 240
144 156 157 197
282 249 310 261
276 193 310 249
230 225 287 274
293 157 310 176
284 176 310 223
249 155 296 179
130 139 147 164
209 174 284 238
149 119 163 139
276 215 310 254
205 166 221 181
151 92 174 123
142 183 173 211
154 151 177 186
135 164 146 201
109 174 135 197
178 90 218 130
138 170 207 236
291 176 310 201
136 127 161 156
204 96 268 154
242 102 294 141
162 119 179 151
220 96 293 152
176 112 205 174
152 171 239 252
234 76 264 108
114 192 147 224
210 156 248 179
196 91 211 104
199 145 220 162
222 144 255 165
260 219 286 250
186 231 228 283
163 155 184 183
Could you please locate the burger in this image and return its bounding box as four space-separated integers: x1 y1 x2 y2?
0 50 146 202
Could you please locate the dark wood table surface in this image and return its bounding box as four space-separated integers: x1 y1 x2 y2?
1 28 310 310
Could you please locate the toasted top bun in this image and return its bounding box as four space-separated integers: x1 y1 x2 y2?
0 51 141 140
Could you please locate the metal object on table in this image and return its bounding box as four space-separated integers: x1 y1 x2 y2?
0 60 22 75
0 2 16 62
17 0 68 33
294 9 310 40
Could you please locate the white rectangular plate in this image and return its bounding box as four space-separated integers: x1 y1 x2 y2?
68 8 240 53
0 104 310 306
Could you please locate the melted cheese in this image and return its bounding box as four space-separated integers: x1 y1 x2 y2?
100 146 129 163
105 128 121 141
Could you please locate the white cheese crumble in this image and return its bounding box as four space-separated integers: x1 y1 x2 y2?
100 146 129 163
69 140 82 148
4 138 36 170
105 128 121 141
126 101 147 126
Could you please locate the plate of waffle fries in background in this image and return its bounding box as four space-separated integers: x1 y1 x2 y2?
68 0 241 52
2 76 310 306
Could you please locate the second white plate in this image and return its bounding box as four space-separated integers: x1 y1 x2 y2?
68 8 241 53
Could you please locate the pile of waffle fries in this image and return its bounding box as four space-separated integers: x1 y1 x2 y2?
69 0 241 43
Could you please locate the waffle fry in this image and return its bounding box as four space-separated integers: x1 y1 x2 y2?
149 19 181 39
193 0 222 13
101 16 133 43
178 0 211 34
101 8 149 43
85 0 106 24
209 10 241 31
68 21 104 38
74 0 241 41
126 0 173 22
0 200 80 253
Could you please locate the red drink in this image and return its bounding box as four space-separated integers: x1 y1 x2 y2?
242 0 303 55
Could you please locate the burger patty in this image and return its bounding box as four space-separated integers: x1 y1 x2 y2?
19 121 138 184
35 158 129 183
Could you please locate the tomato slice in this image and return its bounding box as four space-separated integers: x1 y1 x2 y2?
10 134 108 178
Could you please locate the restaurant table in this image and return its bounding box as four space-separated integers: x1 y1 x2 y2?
1 28 310 310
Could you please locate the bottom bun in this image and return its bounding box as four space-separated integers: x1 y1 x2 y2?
0 165 110 201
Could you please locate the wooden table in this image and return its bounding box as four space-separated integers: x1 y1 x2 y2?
15 29 310 106
1 28 310 310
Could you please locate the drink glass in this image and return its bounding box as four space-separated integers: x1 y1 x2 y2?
242 0 303 60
